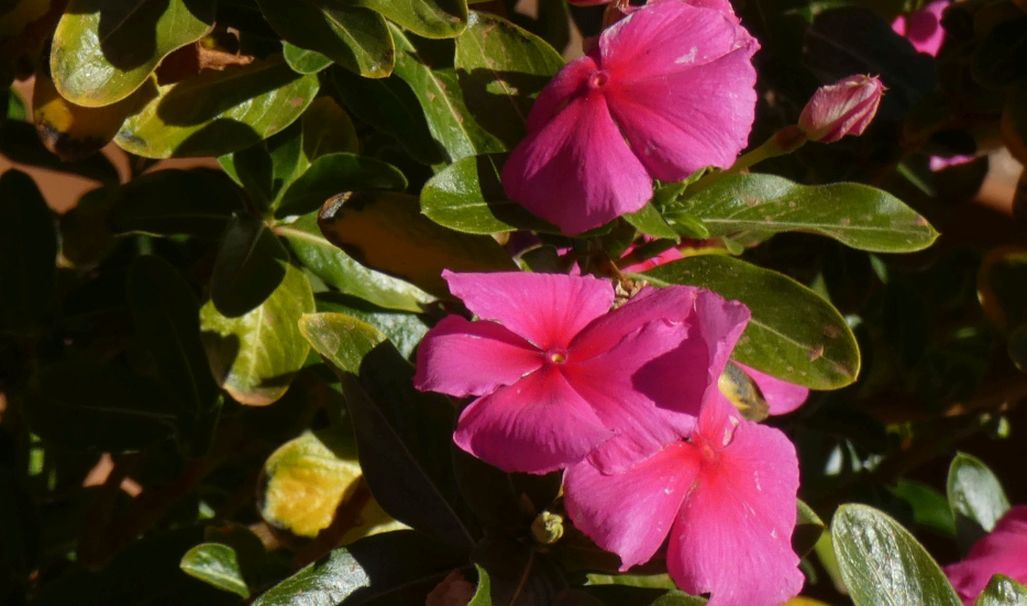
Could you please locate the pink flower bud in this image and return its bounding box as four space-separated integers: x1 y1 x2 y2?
798 75 885 143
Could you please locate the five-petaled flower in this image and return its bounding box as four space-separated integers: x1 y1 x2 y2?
502 0 760 234
414 270 749 474
564 396 804 606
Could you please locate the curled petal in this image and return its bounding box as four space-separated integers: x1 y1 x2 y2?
564 442 698 570
453 366 613 474
414 315 542 398
443 271 613 350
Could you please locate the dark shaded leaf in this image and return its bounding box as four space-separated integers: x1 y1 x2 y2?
276 152 407 217
0 120 119 183
109 168 245 238
947 452 1010 550
0 169 55 332
210 215 289 318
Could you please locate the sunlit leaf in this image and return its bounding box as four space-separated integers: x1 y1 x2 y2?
948 452 1010 549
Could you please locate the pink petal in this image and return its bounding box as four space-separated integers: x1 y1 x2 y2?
599 1 759 179
945 506 1027 605
668 418 804 606
453 365 613 474
564 442 698 570
501 60 653 235
414 315 543 398
571 285 699 359
566 320 698 472
735 362 810 416
892 0 949 57
442 271 613 350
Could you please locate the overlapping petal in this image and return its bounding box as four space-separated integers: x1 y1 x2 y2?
442 270 613 349
736 362 810 416
945 506 1027 605
565 442 697 570
453 365 613 474
413 316 542 398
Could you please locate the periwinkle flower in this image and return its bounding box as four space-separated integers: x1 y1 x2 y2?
798 74 885 143
945 506 1027 605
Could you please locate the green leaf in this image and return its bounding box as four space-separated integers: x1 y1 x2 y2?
329 68 443 165
317 191 515 297
392 26 504 162
976 575 1027 606
947 452 1010 548
282 42 333 75
624 203 678 241
650 591 708 605
109 168 245 238
302 96 359 158
50 0 216 107
115 58 319 158
251 531 465 606
890 479 956 537
420 153 553 234
258 0 394 78
276 213 432 313
300 313 472 547
0 169 55 332
469 564 491 606
831 503 962 606
276 152 407 217
127 256 220 449
454 11 562 146
356 0 468 38
180 543 251 599
678 173 939 253
210 215 290 318
315 294 429 359
795 500 826 558
201 263 314 406
642 255 860 389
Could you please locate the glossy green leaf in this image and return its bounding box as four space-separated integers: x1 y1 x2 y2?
948 452 1010 548
116 58 319 158
329 68 443 165
356 0 468 38
469 565 491 606
50 0 216 107
300 312 472 547
317 191 515 297
420 153 553 234
678 173 938 253
642 255 860 389
258 0 394 78
127 256 219 437
831 503 962 606
282 42 332 75
251 531 464 606
302 96 359 158
276 152 407 217
210 215 290 318
0 169 55 332
624 203 678 241
180 543 250 599
109 168 245 238
454 11 562 146
277 213 432 313
976 575 1027 606
315 294 429 359
201 263 314 406
890 479 956 537
392 26 504 162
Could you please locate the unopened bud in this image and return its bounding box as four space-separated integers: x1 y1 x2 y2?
798 75 885 143
531 511 564 545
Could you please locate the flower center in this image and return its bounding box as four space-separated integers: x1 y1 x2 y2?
545 348 569 365
587 70 610 90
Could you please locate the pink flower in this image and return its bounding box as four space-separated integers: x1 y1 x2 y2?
564 397 804 605
502 0 759 235
945 506 1027 605
727 361 810 416
414 270 749 474
892 0 950 57
798 75 885 143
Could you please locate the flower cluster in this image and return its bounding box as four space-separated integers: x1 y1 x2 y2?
415 270 808 604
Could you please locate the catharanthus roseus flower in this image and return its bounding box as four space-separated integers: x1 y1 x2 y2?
892 0 950 57
798 75 885 143
564 397 804 606
502 0 759 235
414 270 749 474
720 361 810 417
944 506 1027 605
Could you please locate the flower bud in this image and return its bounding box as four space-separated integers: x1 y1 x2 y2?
798 75 885 143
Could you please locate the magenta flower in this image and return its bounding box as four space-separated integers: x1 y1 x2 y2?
945 506 1027 605
564 397 804 605
414 270 750 474
892 0 950 57
798 75 885 143
502 0 759 234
